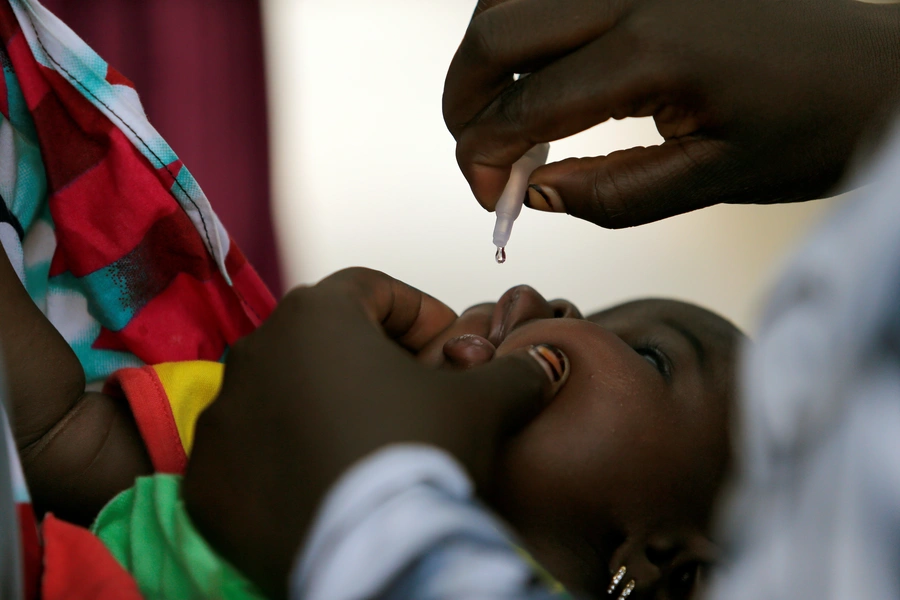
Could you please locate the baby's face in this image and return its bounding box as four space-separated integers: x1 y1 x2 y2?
418 286 741 598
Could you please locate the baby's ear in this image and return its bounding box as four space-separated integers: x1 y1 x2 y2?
607 531 718 599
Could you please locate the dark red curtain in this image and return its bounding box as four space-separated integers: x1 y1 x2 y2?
41 0 283 296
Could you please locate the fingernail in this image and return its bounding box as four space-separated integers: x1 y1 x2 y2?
528 344 570 384
452 334 486 346
527 185 566 213
444 334 496 368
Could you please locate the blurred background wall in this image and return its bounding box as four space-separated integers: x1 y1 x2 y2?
41 0 845 333
261 0 840 331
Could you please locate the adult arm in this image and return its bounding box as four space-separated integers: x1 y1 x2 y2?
443 0 900 228
182 267 569 599
0 248 152 525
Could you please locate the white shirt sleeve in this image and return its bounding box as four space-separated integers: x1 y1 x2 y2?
289 444 567 600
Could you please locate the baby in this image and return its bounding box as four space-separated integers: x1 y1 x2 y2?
417 284 741 598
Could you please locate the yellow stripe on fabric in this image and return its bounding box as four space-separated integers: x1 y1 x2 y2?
151 361 224 455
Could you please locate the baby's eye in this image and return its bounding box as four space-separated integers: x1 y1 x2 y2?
635 346 671 379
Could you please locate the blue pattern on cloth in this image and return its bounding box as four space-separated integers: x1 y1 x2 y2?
0 0 240 385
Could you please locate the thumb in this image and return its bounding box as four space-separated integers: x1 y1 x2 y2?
460 344 570 439
527 138 732 228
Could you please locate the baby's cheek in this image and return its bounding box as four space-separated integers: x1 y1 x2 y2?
495 319 636 378
496 319 670 432
499 318 663 375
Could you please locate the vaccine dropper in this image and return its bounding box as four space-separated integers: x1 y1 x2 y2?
492 142 551 263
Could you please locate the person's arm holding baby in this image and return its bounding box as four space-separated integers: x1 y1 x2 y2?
181 268 570 599
0 242 152 526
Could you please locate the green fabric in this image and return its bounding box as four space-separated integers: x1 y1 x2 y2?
91 474 267 600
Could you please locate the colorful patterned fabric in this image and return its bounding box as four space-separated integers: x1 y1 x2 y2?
104 361 224 473
0 0 275 388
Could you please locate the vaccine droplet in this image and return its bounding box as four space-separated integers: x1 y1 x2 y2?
495 246 507 264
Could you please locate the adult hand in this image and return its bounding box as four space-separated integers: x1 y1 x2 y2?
181 268 569 598
444 0 900 228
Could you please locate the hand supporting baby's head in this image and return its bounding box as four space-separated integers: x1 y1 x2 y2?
418 287 743 598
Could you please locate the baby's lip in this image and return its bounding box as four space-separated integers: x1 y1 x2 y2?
489 285 551 346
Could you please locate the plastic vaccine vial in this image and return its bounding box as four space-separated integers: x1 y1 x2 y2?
492 143 551 263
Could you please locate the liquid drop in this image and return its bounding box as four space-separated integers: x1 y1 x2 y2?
495 246 507 264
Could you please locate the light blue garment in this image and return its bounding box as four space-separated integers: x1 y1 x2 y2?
706 124 900 599
291 445 568 600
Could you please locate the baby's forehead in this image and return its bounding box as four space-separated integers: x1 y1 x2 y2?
587 298 743 352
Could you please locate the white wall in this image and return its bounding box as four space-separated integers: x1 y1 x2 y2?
261 0 840 332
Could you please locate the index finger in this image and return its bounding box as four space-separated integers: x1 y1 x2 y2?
443 0 624 204
316 267 458 352
443 0 621 136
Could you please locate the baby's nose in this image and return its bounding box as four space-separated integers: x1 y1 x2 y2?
548 298 582 320
489 285 555 346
